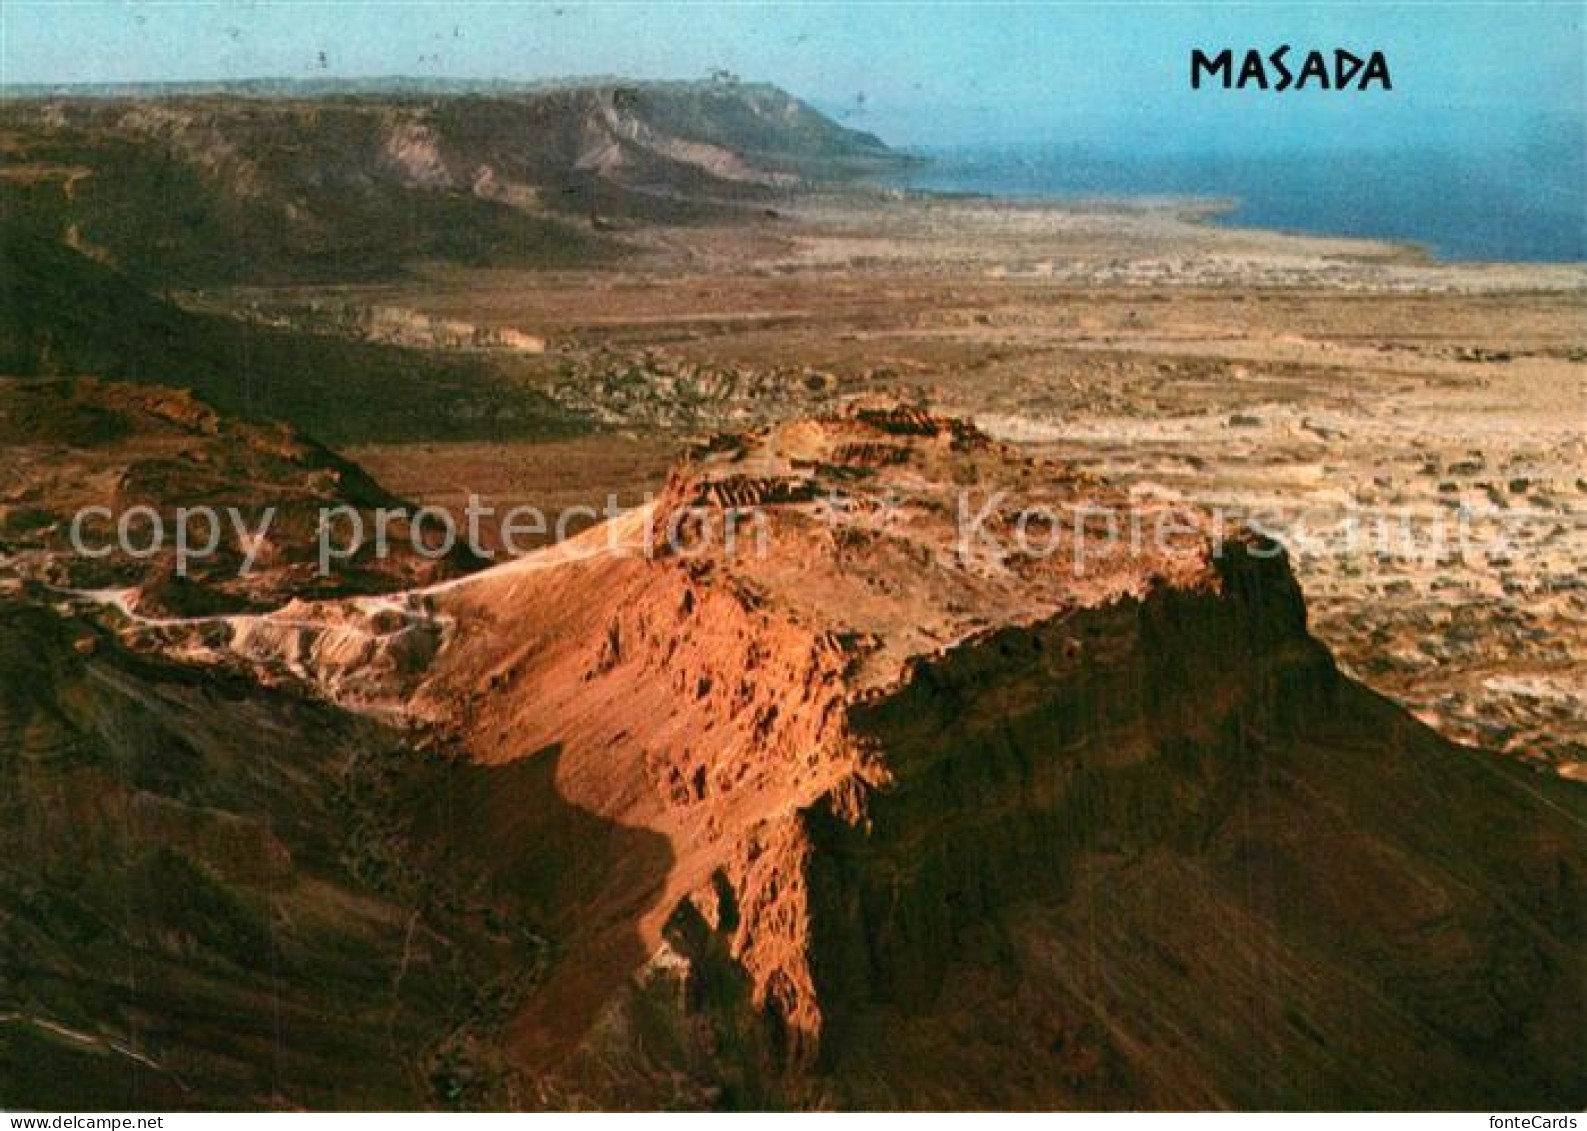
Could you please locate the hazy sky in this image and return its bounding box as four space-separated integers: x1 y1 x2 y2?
3 2 1582 148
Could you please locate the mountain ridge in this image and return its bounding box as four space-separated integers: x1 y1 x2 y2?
0 78 903 286
23 395 1575 1109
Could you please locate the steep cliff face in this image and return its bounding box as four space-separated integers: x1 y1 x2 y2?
0 82 899 285
632 532 1583 1109
318 408 1577 1108
794 542 1333 1045
792 655 1584 1107
13 406 1584 1109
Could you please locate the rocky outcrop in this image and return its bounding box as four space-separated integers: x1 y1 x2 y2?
14 406 1584 1109
0 377 475 611
245 407 1574 1108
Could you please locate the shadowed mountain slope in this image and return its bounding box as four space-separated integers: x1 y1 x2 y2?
0 81 900 285
0 235 582 444
36 404 1576 1109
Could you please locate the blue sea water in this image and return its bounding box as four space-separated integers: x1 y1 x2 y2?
880 139 1586 263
